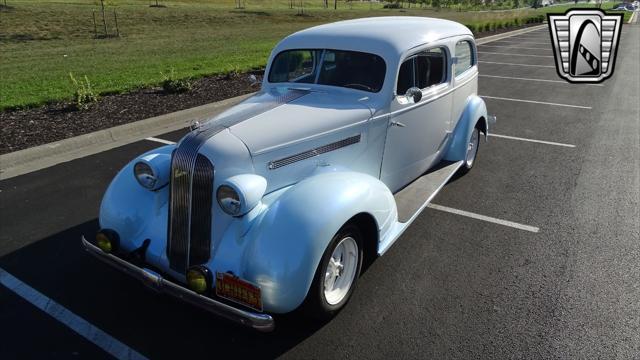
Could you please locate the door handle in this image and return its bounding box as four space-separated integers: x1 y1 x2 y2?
390 120 406 128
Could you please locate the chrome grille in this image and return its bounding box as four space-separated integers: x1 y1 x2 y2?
167 129 217 273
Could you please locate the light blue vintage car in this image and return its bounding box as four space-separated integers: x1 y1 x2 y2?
83 16 495 331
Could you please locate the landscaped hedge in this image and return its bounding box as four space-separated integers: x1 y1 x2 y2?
464 14 545 35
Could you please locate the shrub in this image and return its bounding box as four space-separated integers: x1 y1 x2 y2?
383 2 401 8
484 22 491 32
69 73 98 110
161 68 193 94
464 23 476 33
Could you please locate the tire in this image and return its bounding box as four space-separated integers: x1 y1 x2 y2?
303 223 363 320
459 126 480 174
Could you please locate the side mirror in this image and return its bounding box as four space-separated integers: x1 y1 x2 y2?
247 74 259 87
405 87 422 104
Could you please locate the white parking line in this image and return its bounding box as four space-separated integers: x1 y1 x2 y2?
481 95 592 109
491 40 549 45
478 51 553 58
479 74 604 87
479 61 555 68
479 45 550 50
146 137 176 145
489 133 576 148
0 268 148 360
428 204 540 233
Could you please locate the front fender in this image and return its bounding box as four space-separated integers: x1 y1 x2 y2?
241 171 396 313
444 95 488 162
99 144 175 252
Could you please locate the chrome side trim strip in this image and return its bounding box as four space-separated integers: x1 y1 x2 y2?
267 135 361 170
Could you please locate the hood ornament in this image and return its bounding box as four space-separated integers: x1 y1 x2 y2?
190 119 202 132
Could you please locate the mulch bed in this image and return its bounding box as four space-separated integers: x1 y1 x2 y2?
0 24 543 156
0 73 262 155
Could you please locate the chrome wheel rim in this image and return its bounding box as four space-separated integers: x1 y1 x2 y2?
465 128 479 168
323 236 358 305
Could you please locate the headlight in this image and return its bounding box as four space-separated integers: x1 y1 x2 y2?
217 185 242 216
132 152 171 190
134 162 157 189
216 174 267 217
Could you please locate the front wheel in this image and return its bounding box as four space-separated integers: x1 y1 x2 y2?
303 223 363 319
460 127 480 174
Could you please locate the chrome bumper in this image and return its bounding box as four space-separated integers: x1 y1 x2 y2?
81 236 275 332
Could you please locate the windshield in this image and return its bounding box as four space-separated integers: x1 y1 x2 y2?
268 49 386 93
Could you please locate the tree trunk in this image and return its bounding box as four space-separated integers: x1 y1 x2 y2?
100 0 107 36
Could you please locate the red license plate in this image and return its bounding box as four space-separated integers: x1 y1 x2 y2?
215 272 263 312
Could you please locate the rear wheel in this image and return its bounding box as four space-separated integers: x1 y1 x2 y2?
304 223 363 319
460 126 480 174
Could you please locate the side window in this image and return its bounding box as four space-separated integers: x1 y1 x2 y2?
268 50 317 83
455 40 475 77
415 47 447 89
397 47 448 95
396 59 414 95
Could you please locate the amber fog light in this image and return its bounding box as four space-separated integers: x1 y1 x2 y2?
187 266 211 294
95 230 119 253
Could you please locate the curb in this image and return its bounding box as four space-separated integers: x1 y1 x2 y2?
0 93 252 180
0 24 548 181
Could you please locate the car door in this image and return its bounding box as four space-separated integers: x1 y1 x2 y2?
380 46 452 193
450 38 478 133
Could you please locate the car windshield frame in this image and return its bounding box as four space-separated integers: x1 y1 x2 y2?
267 49 387 93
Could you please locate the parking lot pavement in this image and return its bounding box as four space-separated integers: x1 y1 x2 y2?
1 26 639 359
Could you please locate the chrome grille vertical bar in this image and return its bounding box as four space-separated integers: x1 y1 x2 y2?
189 154 214 265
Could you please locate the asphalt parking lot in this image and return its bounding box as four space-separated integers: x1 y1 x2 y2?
1 24 639 359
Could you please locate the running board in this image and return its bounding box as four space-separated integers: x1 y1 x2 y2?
393 160 464 223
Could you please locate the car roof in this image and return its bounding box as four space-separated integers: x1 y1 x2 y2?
273 16 472 60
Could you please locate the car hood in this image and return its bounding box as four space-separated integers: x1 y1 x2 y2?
224 89 373 154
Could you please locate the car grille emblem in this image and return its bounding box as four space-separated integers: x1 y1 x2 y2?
547 9 622 83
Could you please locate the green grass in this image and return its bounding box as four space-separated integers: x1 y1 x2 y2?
0 0 629 110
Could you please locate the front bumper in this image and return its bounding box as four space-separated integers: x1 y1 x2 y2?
81 236 275 332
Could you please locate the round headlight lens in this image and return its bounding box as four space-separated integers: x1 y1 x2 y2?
134 162 157 190
217 185 242 216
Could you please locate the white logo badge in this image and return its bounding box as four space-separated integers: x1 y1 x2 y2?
548 9 623 83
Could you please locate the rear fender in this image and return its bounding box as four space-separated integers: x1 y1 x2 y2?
444 95 488 162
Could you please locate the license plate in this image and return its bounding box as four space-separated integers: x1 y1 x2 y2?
215 272 263 312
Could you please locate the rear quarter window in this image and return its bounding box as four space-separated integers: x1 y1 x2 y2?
455 40 475 77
